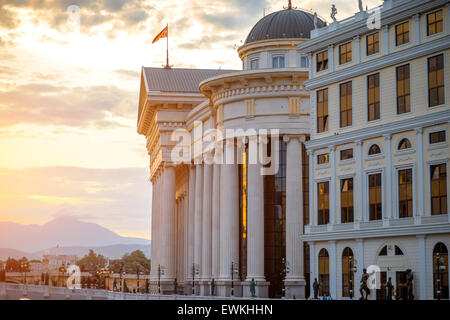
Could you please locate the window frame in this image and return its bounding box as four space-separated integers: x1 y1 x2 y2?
339 41 353 65
429 130 447 145
340 148 354 161
430 162 448 215
426 9 444 37
367 73 381 122
365 169 384 222
427 53 446 108
394 166 415 219
366 32 380 56
316 50 328 73
396 64 411 115
368 172 383 221
250 58 259 70
272 55 285 69
316 88 329 133
317 181 330 225
317 153 330 165
339 81 353 128
340 177 354 224
395 20 410 47
300 55 309 68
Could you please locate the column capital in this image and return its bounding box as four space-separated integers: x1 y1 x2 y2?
283 134 306 144
356 239 364 244
329 145 336 152
416 234 426 239
354 35 360 40
414 127 423 134
383 133 392 140
307 149 313 156
383 24 389 31
307 241 315 246
355 139 363 146
328 44 334 49
328 240 337 245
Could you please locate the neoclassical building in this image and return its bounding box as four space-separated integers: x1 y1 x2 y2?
137 4 324 298
137 0 450 300
299 0 449 300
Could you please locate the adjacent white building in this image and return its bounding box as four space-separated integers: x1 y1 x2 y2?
299 0 450 300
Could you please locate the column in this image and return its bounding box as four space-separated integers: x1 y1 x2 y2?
384 134 392 222
414 14 421 45
161 165 176 291
186 165 196 291
383 25 389 55
448 3 450 34
308 150 314 226
183 195 189 291
308 53 313 80
328 45 334 72
354 36 361 64
415 128 424 221
417 235 427 300
329 240 337 299
330 145 337 225
193 164 203 292
218 138 239 297
284 135 306 299
245 136 267 297
356 140 363 224
308 242 316 299
211 163 221 281
356 239 364 299
200 163 213 295
150 176 158 286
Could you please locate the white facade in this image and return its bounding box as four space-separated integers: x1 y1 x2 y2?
299 0 450 300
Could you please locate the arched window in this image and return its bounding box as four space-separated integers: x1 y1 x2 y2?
378 245 404 256
395 246 404 255
318 248 330 297
368 144 381 155
433 242 449 299
398 138 412 150
342 247 355 298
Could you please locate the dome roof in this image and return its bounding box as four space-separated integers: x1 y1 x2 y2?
244 8 325 44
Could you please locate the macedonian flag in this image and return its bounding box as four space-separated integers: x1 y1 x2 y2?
152 25 168 44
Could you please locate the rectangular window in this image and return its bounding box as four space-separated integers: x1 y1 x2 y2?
339 42 352 65
250 59 259 70
317 153 329 165
340 81 352 127
431 164 447 215
341 178 354 223
367 73 380 121
318 182 329 225
272 56 285 68
317 88 329 133
316 50 328 72
300 56 309 68
366 32 379 56
395 21 410 46
429 130 446 144
369 173 382 221
428 54 445 107
398 168 413 218
396 64 411 114
340 148 353 161
427 10 443 36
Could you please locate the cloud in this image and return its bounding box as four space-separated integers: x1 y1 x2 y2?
0 82 137 128
0 166 151 238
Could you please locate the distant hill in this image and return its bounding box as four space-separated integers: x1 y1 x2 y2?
0 217 150 255
0 248 39 260
34 244 150 260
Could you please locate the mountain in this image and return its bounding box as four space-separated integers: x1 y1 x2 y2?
0 248 39 260
0 217 150 253
34 244 150 259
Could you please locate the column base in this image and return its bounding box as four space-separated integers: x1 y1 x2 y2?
242 279 270 298
284 278 306 299
199 280 211 296
216 280 242 297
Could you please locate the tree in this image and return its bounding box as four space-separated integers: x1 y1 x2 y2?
78 249 107 273
5 257 20 272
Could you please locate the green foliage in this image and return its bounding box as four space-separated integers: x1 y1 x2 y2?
109 250 150 274
78 249 107 272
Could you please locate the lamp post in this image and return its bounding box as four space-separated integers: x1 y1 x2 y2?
191 263 199 296
119 263 124 293
136 266 140 294
436 252 442 300
281 258 287 298
348 257 357 299
158 264 165 295
231 261 238 297
20 261 29 285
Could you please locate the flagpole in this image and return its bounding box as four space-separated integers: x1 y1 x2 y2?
165 23 170 68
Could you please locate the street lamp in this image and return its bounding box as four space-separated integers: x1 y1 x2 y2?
191 263 199 296
348 257 357 299
136 266 140 294
20 261 30 285
281 258 287 298
436 252 445 300
158 264 165 295
231 261 238 297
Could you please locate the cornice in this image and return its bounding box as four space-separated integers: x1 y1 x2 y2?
305 35 450 90
297 0 447 53
305 110 450 150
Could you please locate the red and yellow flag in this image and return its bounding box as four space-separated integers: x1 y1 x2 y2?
152 26 168 44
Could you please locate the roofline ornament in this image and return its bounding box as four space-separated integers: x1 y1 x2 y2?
284 0 297 10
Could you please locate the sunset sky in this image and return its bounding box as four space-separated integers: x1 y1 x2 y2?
0 0 382 241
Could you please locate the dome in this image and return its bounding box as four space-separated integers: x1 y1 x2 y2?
244 8 325 44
